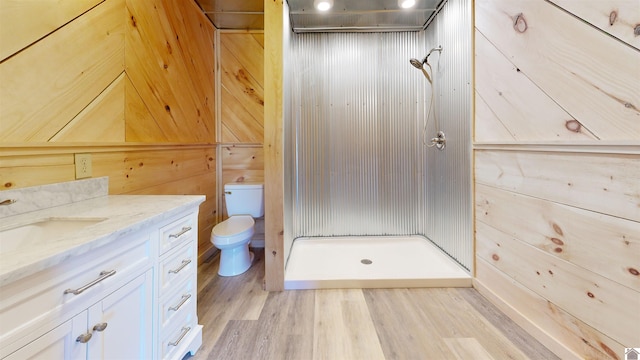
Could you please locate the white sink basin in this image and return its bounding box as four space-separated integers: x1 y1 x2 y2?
0 218 107 254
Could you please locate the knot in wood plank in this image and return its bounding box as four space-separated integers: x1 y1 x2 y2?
608 11 617 26
513 13 528 33
565 120 582 133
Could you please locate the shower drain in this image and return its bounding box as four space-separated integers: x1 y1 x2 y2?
360 259 373 265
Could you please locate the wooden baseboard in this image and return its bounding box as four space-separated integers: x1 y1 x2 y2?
198 246 218 264
472 278 580 360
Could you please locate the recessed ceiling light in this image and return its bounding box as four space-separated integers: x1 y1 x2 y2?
314 0 334 11
398 0 416 9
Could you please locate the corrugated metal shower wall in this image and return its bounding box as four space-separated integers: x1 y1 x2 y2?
287 3 473 271
290 32 426 237
423 0 473 271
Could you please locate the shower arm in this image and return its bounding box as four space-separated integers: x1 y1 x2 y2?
424 45 443 63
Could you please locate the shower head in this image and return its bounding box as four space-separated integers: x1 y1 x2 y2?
409 57 425 69
409 45 443 69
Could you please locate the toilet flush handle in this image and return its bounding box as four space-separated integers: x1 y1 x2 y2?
224 191 232 194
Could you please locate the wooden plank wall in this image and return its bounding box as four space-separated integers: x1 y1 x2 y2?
263 0 285 291
474 1 640 359
219 32 265 144
0 0 217 261
125 0 215 143
218 31 265 245
0 0 125 143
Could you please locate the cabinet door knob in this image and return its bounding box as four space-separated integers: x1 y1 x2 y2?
76 332 92 343
93 322 108 332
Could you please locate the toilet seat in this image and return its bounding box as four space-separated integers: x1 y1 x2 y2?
212 215 255 246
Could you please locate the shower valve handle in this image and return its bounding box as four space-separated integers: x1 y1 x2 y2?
431 131 446 150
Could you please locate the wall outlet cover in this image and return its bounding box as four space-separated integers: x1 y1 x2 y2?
75 153 92 179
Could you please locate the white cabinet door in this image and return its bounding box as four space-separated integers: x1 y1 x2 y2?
87 270 153 360
4 312 87 360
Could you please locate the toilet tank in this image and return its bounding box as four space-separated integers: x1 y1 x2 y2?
224 182 264 217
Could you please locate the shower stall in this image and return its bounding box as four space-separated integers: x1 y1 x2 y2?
282 0 473 289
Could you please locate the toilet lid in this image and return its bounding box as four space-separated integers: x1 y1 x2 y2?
212 215 254 237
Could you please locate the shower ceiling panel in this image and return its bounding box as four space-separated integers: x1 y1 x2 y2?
195 0 264 29
287 0 441 32
194 0 442 32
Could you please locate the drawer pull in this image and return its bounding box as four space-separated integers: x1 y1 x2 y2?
64 270 117 295
93 322 108 332
169 226 192 239
168 259 191 274
168 327 191 347
169 294 192 312
76 332 92 343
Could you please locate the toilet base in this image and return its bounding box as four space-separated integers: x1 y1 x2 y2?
218 244 254 276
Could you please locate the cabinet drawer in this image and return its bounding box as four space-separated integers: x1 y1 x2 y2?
159 214 196 255
160 311 198 360
159 241 196 297
0 234 152 347
159 277 196 331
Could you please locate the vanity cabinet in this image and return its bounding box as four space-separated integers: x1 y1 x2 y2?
4 270 152 360
0 228 153 360
156 212 201 360
3 312 86 360
86 270 153 359
0 204 202 360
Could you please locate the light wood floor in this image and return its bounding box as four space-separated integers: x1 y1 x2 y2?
190 249 558 360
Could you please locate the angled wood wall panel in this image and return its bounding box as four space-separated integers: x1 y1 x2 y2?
474 93 515 141
221 33 265 86
548 0 640 50
125 0 215 143
475 0 640 140
50 73 126 143
1 0 218 261
0 0 125 142
124 75 170 142
0 0 102 61
475 32 597 141
219 32 264 144
220 89 264 143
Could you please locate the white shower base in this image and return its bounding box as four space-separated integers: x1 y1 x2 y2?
284 235 471 290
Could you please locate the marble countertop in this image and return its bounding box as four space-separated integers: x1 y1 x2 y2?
0 194 205 287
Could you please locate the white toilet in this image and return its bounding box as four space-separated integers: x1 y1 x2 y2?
211 182 264 276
